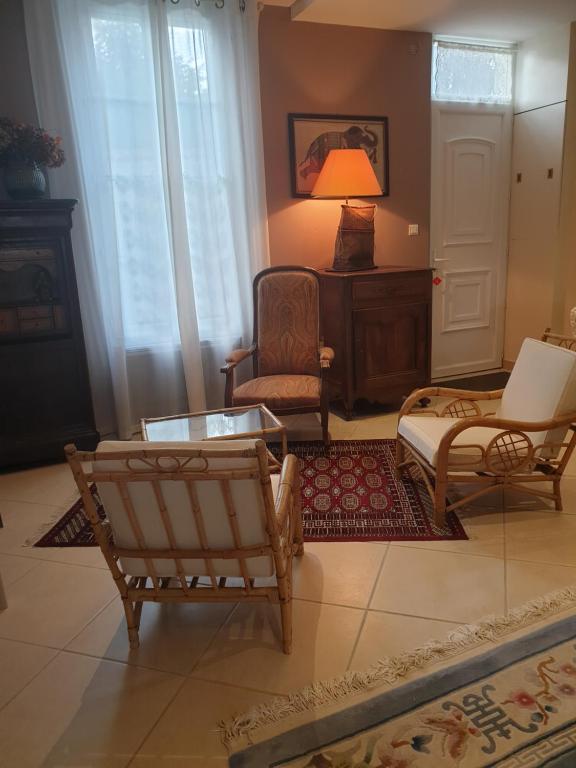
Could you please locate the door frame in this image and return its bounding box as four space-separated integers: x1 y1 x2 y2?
430 100 513 380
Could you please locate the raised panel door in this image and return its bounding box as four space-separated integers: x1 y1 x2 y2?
353 303 428 402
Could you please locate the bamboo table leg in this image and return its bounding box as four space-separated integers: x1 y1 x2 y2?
280 426 288 458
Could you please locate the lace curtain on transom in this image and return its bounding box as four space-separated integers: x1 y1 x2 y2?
23 0 268 437
432 41 514 104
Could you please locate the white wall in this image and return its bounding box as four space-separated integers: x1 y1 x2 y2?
514 24 571 113
504 23 573 364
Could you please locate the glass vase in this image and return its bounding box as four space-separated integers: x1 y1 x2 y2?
3 161 47 200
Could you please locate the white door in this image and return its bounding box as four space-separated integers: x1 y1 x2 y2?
430 103 512 380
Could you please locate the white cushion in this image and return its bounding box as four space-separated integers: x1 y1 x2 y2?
499 338 576 450
94 440 277 579
398 416 502 469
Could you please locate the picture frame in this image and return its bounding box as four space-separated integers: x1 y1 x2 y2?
288 113 389 198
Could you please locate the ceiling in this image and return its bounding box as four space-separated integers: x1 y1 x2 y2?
263 0 576 42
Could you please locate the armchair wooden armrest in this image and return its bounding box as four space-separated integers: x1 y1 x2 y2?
319 346 335 369
220 344 256 374
399 386 505 420
221 344 256 406
275 454 303 555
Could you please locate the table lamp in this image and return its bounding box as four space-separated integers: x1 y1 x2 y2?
311 148 382 271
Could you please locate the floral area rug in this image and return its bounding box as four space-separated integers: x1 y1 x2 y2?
226 588 576 768
33 440 466 546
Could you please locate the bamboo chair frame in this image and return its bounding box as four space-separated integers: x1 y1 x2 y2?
65 440 303 654
396 386 576 526
542 328 576 352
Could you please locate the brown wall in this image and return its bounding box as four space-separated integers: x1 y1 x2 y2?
0 0 39 199
0 0 37 123
259 7 432 270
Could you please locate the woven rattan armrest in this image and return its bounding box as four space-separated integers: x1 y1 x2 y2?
399 386 505 419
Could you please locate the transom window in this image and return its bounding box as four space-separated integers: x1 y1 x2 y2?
432 39 515 104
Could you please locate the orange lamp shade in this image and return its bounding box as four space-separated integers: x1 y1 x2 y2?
311 149 382 198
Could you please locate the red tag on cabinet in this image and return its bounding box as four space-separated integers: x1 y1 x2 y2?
433 276 442 286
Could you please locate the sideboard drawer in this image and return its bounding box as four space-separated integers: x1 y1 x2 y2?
353 275 429 307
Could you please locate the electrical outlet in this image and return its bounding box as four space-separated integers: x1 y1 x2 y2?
408 224 419 236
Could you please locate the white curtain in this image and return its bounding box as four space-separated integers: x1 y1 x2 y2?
23 0 269 438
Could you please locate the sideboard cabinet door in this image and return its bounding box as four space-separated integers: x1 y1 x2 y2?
319 267 432 417
353 303 429 402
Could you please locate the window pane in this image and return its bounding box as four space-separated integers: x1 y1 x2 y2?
90 11 181 350
432 41 514 104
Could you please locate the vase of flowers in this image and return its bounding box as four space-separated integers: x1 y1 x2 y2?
0 118 65 200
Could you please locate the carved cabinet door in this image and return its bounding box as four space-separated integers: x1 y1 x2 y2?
353 303 429 402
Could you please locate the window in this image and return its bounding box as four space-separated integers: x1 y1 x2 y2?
432 39 515 104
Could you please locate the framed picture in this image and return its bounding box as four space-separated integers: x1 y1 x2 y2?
288 113 389 198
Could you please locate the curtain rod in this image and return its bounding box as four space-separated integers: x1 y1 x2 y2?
164 0 247 10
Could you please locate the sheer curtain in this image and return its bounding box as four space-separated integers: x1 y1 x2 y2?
23 0 269 438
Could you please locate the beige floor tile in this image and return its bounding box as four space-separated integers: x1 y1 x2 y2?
352 413 398 440
506 559 576 609
0 499 107 569
0 639 58 710
0 553 38 587
0 462 77 507
0 500 62 557
292 542 387 608
67 597 234 675
504 477 576 515
393 510 505 559
370 547 505 623
505 509 576 566
193 598 364 695
0 651 182 768
349 611 458 671
0 561 116 647
132 679 265 767
450 485 505 512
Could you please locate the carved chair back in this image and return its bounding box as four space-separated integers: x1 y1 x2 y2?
253 267 321 378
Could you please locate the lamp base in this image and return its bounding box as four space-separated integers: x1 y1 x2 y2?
330 204 376 272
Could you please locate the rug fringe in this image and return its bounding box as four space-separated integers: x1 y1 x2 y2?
23 506 77 547
221 584 576 745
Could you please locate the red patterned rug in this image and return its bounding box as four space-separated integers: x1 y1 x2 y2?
33 440 467 546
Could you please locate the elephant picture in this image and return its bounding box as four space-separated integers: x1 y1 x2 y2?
288 114 389 197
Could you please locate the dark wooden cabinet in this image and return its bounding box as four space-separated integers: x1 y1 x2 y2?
0 200 99 468
319 266 432 417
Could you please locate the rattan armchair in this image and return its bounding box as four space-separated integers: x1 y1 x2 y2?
542 328 576 351
221 267 334 446
396 338 576 525
66 439 302 654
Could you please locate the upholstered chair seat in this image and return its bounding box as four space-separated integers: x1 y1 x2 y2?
396 338 576 525
221 267 334 445
232 374 321 410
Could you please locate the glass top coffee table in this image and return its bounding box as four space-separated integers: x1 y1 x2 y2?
141 403 288 457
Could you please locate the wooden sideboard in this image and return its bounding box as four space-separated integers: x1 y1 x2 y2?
0 200 99 468
319 266 432 418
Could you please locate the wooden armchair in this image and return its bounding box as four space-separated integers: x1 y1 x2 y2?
396 338 576 525
66 439 303 654
221 267 334 446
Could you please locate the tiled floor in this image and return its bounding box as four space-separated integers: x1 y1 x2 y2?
1 410 576 766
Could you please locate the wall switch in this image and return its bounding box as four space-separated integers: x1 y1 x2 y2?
408 224 419 236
